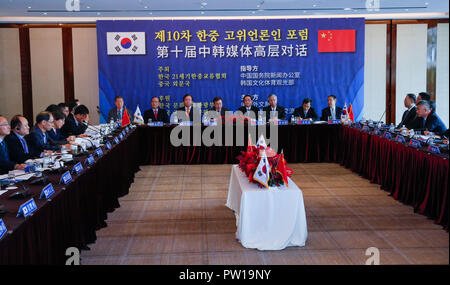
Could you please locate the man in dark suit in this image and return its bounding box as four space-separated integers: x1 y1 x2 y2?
262 94 286 121
60 105 89 137
410 100 447 136
292 98 319 121
397 93 417 129
237 95 260 119
417 92 436 114
107 96 131 123
47 110 76 145
26 112 61 155
143 96 169 124
208 97 229 116
4 115 34 164
320 95 343 121
176 94 197 122
0 115 27 174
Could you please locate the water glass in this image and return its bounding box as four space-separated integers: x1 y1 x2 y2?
8 171 16 186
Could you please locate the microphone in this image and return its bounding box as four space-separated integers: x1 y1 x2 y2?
377 98 393 125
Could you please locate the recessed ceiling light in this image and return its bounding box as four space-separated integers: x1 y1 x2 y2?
425 2 429 5
252 11 255 14
27 6 31 9
257 5 260 8
344 8 352 11
313 4 317 7
201 2 208 5
97 12 101 15
405 8 409 11
43 12 47 15
201 11 205 14
144 6 148 9
149 12 152 15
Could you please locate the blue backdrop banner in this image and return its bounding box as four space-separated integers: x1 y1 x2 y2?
96 18 365 123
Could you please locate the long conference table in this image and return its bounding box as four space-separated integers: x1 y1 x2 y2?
0 124 448 264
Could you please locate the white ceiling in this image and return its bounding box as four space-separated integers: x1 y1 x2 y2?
0 0 448 22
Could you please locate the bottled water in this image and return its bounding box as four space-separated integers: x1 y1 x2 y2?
400 125 407 136
389 123 395 133
409 129 414 138
43 152 51 168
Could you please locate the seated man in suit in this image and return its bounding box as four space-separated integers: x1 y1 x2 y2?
237 95 260 119
107 96 131 123
320 95 343 121
0 115 27 174
4 115 34 164
176 94 196 122
143 96 169 124
208 96 229 117
417 91 436 114
47 111 76 145
262 94 286 121
397 93 417 129
26 112 62 155
60 105 89 137
292 98 319 121
410 100 447 136
58 102 70 118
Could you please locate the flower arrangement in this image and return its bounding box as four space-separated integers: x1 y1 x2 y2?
237 142 293 188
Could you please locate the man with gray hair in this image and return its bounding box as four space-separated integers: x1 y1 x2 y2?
262 94 286 121
411 100 447 135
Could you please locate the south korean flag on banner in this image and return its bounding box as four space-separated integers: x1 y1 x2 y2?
107 32 146 55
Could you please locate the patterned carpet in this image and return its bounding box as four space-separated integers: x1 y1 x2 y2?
81 163 449 265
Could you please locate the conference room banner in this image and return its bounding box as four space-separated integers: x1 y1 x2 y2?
96 18 365 123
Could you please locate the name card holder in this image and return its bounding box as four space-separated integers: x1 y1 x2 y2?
105 141 112 150
372 129 381 136
395 135 406 144
148 121 164 127
85 154 95 166
297 120 311 125
39 183 55 200
119 133 124 140
179 121 193 126
59 171 72 185
428 145 441 154
95 147 103 157
250 120 266 126
273 120 288 125
16 198 37 218
383 132 392 139
71 162 84 175
409 139 421 148
25 165 36 173
203 121 218 126
362 126 370 132
328 119 341 124
114 137 120 144
0 219 7 240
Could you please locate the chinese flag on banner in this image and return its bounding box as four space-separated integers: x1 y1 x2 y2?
121 108 131 127
318 30 356 52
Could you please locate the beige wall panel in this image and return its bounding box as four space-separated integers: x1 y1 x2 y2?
0 28 23 120
72 28 100 124
436 23 449 128
30 28 65 119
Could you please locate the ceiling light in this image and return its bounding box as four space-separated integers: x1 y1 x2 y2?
201 2 208 6
97 12 101 15
344 8 352 11
43 12 47 15
200 11 205 14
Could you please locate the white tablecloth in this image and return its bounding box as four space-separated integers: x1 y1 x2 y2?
226 165 308 250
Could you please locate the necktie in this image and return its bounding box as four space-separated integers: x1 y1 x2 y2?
43 132 47 144
423 118 426 128
154 109 158 119
118 110 122 121
0 140 9 161
19 136 29 154
187 108 190 117
331 108 335 120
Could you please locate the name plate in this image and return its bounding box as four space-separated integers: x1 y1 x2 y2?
59 171 72 185
328 119 341 124
126 126 130 133
250 120 266 126
179 121 193 126
372 129 381 136
119 133 124 140
427 145 441 154
395 135 406 144
409 139 421 148
148 121 164 127
272 120 288 125
72 162 84 175
84 154 95 166
362 126 370 132
383 132 392 139
203 121 217 126
39 183 55 199
95 147 103 157
17 198 37 218
297 119 311 125
25 165 36 173
105 141 112 150
0 219 7 240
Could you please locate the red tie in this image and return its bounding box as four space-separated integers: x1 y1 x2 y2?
154 109 158 119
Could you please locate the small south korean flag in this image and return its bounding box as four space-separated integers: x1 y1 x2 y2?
107 32 146 55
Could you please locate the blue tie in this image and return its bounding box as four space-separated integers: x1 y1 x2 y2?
19 136 29 154
0 140 9 161
423 119 426 128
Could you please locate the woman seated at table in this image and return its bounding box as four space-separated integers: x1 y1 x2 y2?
292 98 319 121
47 110 76 145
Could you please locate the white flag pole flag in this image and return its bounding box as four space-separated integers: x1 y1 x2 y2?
107 32 146 55
253 150 271 189
133 105 144 125
256 134 267 149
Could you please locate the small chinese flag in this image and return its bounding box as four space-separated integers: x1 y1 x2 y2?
348 104 355 122
121 107 131 127
318 30 356 52
276 150 289 186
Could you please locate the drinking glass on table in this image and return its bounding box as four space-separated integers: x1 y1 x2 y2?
8 171 16 186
